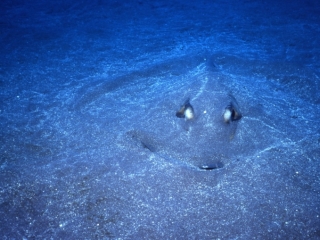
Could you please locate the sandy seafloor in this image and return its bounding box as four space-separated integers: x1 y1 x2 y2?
1 0 320 239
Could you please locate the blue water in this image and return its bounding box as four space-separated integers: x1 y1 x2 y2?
1 0 320 239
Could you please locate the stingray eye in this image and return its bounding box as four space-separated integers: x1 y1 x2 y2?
185 107 194 120
223 108 232 123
